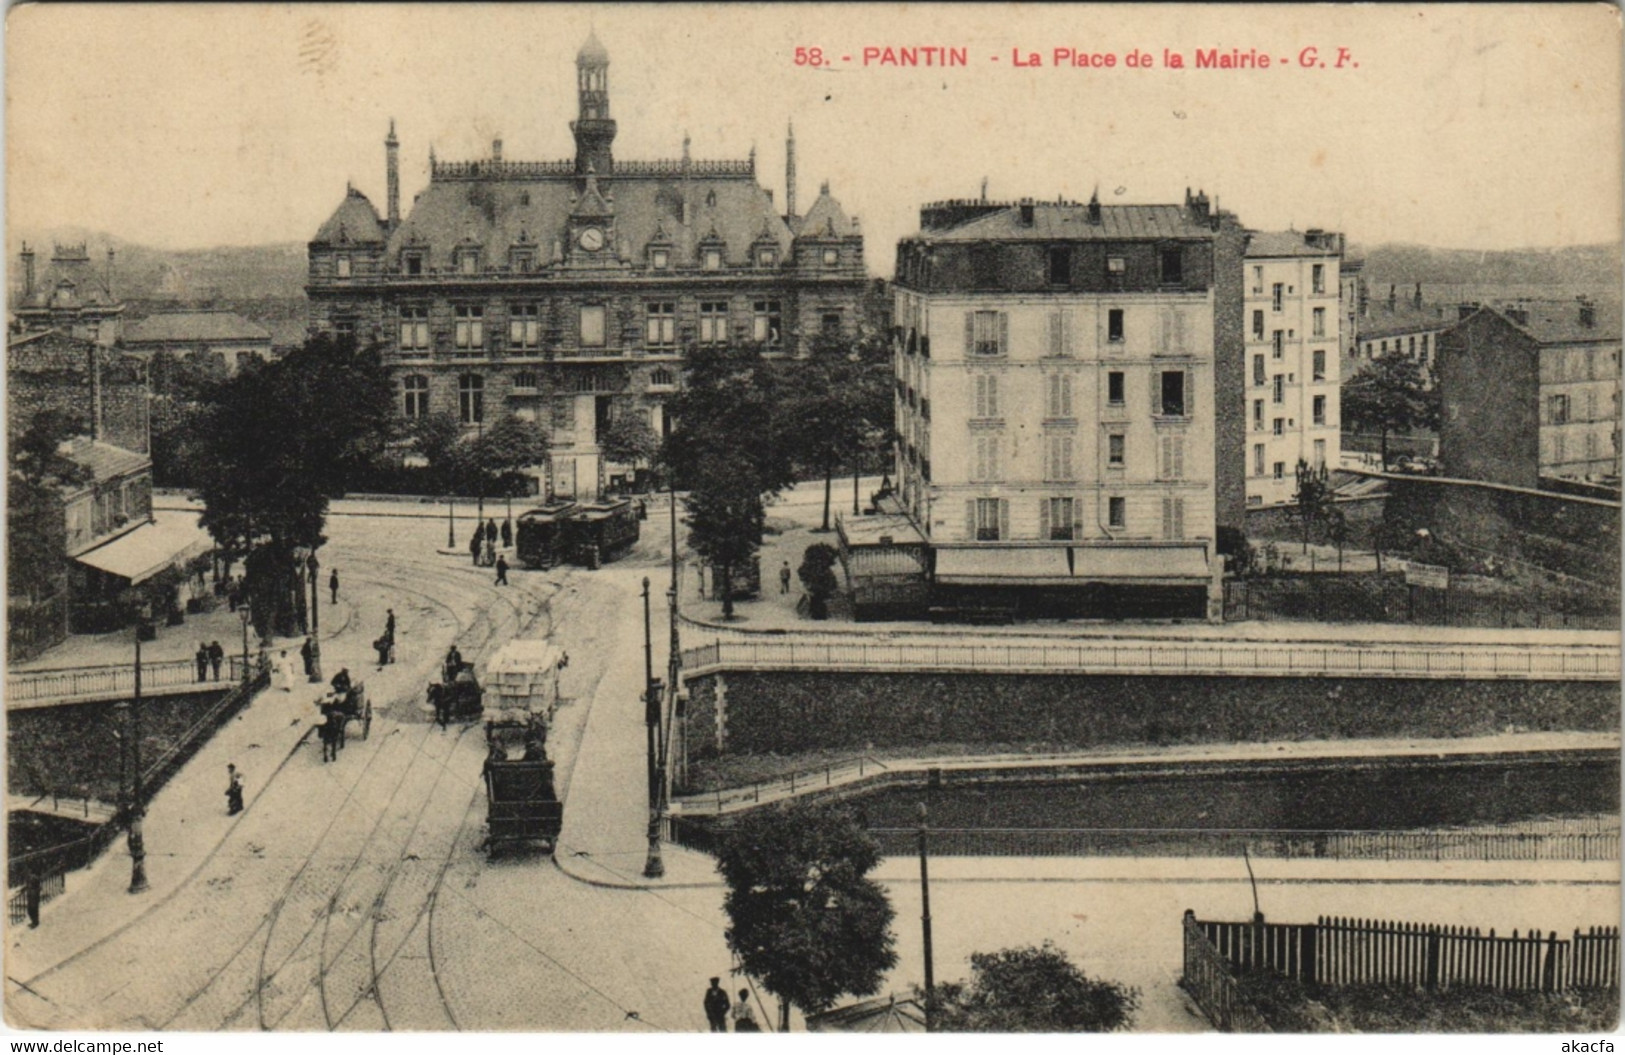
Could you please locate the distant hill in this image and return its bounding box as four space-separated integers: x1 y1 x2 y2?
1354 242 1621 303
9 227 308 302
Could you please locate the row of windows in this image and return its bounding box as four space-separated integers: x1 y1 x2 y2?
967 433 1188 482
967 495 1186 540
399 369 675 423
389 301 829 353
1250 267 1328 298
962 369 1189 420
1252 396 1330 428
1252 440 1328 478
344 243 842 278
1014 247 1187 288
1361 334 1431 362
959 309 1196 359
1546 390 1618 425
1546 431 1618 464
1252 308 1328 340
1253 354 1327 387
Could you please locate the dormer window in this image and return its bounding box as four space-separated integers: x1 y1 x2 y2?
458 249 480 275
1107 256 1126 275
703 248 722 271
651 248 670 270
510 248 537 273
822 247 839 267
335 255 352 278
756 247 778 268
403 252 424 276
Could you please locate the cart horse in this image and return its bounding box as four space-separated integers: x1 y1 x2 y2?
428 662 485 729
316 680 371 762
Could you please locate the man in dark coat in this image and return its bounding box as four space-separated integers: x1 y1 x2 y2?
470 530 483 566
208 641 225 680
486 518 499 544
703 978 730 1032
195 643 210 682
500 518 512 548
225 763 245 815
385 608 396 643
329 568 340 604
300 636 315 676
495 554 509 586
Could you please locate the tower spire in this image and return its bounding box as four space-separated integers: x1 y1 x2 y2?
785 120 798 220
572 31 616 178
385 119 400 229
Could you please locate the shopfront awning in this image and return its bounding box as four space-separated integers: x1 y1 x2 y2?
934 545 1211 586
74 515 214 584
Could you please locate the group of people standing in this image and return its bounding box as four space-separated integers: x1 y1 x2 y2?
194 641 227 681
469 519 512 585
703 977 760 1032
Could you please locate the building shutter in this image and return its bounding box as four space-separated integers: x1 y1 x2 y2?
965 312 975 357
1173 498 1185 539
1161 496 1173 539
1061 374 1073 417
988 374 999 417
1061 310 1073 356
1173 436 1185 479
999 499 1010 541
966 498 976 539
1049 312 1063 357
998 312 1009 355
1151 368 1162 415
1072 498 1084 540
1039 498 1051 540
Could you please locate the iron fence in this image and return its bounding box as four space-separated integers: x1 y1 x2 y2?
681 636 1619 682
7 654 260 705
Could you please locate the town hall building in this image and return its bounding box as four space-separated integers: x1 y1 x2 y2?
306 32 868 498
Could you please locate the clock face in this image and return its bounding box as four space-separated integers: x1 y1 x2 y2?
578 227 605 252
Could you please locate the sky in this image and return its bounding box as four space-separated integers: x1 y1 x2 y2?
6 3 1622 273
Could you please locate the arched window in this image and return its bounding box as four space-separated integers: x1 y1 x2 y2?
402 374 429 419
513 371 539 391
458 374 484 424
650 367 676 387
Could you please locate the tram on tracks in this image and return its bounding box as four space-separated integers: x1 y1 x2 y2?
515 496 641 570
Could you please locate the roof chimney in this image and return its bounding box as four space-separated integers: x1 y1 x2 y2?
385 119 400 228
784 120 797 219
980 177 988 202
1087 188 1102 225
1388 284 1397 312
1579 296 1596 328
106 247 116 301
492 137 503 162
1412 283 1422 310
1018 198 1035 226
20 243 35 299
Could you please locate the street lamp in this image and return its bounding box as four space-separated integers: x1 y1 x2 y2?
306 552 323 682
120 610 150 894
239 606 251 683
641 577 664 879
447 495 456 549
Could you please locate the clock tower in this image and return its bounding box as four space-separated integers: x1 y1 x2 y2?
571 31 616 179
566 170 616 267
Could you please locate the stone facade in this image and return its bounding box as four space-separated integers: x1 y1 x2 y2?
306 35 868 499
7 330 150 454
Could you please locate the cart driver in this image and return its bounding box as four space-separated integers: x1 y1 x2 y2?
330 667 353 696
444 644 463 683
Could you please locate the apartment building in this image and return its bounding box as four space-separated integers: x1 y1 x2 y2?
1243 230 1343 506
892 190 1246 619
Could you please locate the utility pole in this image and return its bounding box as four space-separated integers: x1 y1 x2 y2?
306 552 322 682
447 495 456 548
642 577 664 878
124 616 149 894
917 802 934 1031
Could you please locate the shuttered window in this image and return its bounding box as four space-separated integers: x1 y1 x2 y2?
1161 496 1186 540
1047 310 1074 357
1045 373 1073 418
974 374 1000 418
1040 497 1078 541
1045 435 1075 482
971 435 1002 482
967 498 1007 541
1159 435 1186 480
966 311 1008 357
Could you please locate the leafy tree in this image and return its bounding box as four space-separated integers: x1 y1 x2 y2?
798 542 840 619
928 941 1140 1033
780 335 892 531
1216 525 1256 578
471 412 550 498
193 336 394 638
1325 505 1350 573
717 804 897 1031
600 412 661 484
408 411 468 493
1292 459 1334 554
1341 355 1440 470
663 344 795 617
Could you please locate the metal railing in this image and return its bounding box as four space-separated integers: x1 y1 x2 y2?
677 755 890 811
7 655 258 705
681 636 1620 682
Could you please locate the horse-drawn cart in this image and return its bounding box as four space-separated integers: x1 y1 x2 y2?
482 714 563 856
316 681 371 761
428 663 484 727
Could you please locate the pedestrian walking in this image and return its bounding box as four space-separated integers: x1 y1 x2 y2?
225 764 245 815
300 636 315 677
500 518 512 549
494 554 509 586
485 518 498 545
470 530 483 566
385 608 396 644
277 650 296 693
731 990 759 1032
24 874 41 929
195 643 210 682
779 560 792 595
208 641 225 681
703 977 730 1032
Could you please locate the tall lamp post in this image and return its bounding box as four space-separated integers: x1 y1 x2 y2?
120 611 150 894
447 495 457 549
239 607 251 682
306 552 322 682
641 578 664 878
917 802 935 1031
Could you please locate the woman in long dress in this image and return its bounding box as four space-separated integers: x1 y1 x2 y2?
278 650 296 692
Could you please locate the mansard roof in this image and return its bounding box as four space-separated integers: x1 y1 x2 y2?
913 201 1217 243
313 187 386 245
385 165 797 269
14 246 120 310
797 184 859 239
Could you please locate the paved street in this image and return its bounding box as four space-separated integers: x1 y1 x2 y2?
6 500 1618 1033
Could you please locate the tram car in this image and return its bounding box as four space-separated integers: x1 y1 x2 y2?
558 497 640 569
515 499 579 569
482 714 563 856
